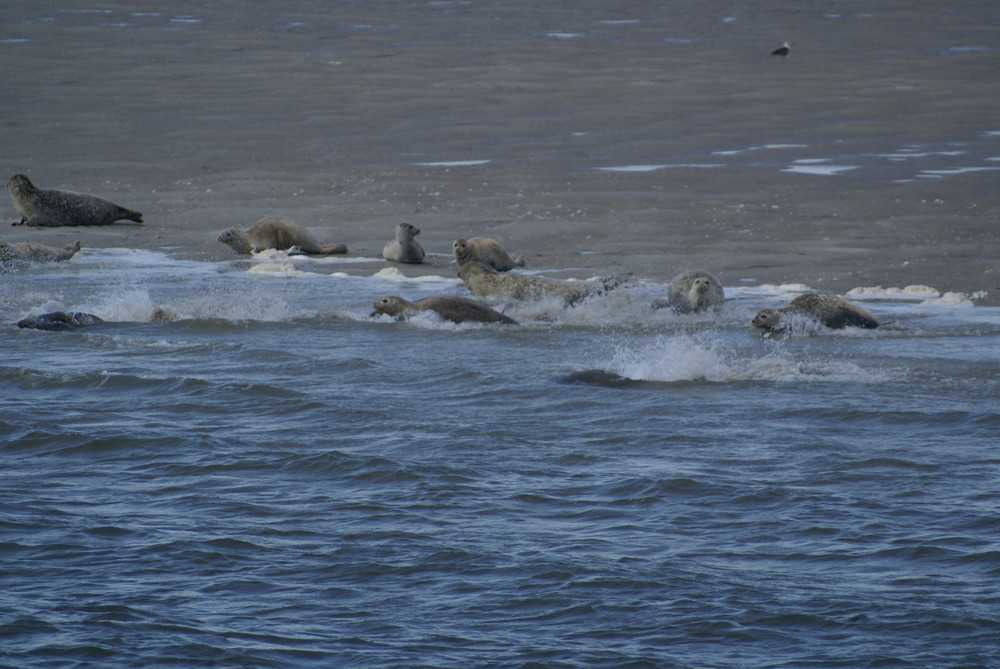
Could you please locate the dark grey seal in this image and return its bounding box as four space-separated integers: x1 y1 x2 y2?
7 174 143 226
371 295 517 324
751 293 880 332
16 311 106 331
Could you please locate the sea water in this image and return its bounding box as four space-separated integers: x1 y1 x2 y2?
2 249 998 668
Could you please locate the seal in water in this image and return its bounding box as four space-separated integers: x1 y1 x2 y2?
16 311 106 331
652 270 725 313
452 237 524 271
7 174 143 227
371 295 517 324
0 240 81 263
217 216 348 255
751 293 880 332
382 223 425 264
458 261 630 306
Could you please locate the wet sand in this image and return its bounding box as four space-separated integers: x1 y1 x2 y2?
3 1 998 302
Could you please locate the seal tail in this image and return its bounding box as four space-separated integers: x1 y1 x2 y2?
120 208 143 224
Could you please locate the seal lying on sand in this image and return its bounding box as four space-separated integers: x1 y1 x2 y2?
217 216 348 255
16 311 106 331
0 240 81 263
7 174 143 227
382 223 425 263
372 295 517 324
652 270 725 313
452 237 524 271
458 261 631 306
751 293 881 332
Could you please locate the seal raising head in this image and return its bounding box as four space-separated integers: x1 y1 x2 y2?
382 223 425 264
655 270 725 313
7 174 142 227
751 293 881 332
452 236 524 272
372 295 516 324
217 216 347 255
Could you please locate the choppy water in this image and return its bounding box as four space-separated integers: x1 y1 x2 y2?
3 249 999 668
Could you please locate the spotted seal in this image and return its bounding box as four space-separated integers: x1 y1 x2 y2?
217 216 347 255
652 270 725 313
382 223 425 264
452 237 524 271
372 295 517 324
0 240 81 263
751 293 881 332
7 174 143 227
16 311 106 331
458 261 630 306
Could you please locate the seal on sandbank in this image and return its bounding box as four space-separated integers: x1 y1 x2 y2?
452 237 524 272
372 295 517 324
7 174 143 227
16 311 106 331
751 293 881 332
382 223 425 264
458 261 631 306
0 240 81 263
652 270 725 313
217 216 347 256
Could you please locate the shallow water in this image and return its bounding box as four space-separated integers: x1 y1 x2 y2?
3 250 999 668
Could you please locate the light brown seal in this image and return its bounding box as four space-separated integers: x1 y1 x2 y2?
751 293 881 332
458 261 630 306
16 311 106 330
382 223 425 263
217 216 348 255
7 174 143 227
372 295 517 324
0 240 81 263
652 270 725 313
452 237 524 272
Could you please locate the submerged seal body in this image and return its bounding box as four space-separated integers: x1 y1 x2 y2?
458 261 630 306
654 270 725 313
382 223 425 263
372 295 517 324
0 240 81 263
452 237 524 272
7 174 142 227
751 293 880 332
217 216 347 255
16 311 106 331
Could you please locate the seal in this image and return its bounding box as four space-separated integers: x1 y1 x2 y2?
7 174 143 227
382 223 425 264
652 270 724 313
16 311 106 331
217 216 347 255
0 240 81 263
452 237 524 272
751 293 881 332
372 295 517 324
458 261 631 306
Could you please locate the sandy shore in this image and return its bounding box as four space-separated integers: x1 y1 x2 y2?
3 2 997 303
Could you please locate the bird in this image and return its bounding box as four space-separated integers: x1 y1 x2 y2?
771 42 791 57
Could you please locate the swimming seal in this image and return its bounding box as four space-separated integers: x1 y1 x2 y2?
452 237 524 271
458 261 630 306
7 174 143 227
372 295 517 324
382 223 425 263
751 293 881 332
217 216 347 255
652 270 725 313
16 311 106 331
0 240 81 263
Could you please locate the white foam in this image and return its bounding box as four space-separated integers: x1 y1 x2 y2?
847 285 941 300
783 164 860 175
246 262 308 277
919 167 1000 176
597 164 725 172
414 160 492 167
